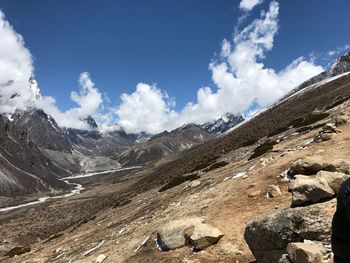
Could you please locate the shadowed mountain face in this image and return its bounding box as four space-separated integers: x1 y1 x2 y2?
0 114 69 196
115 124 213 166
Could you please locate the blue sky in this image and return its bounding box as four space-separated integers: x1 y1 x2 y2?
0 0 349 133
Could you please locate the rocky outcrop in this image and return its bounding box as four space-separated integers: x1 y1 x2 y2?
244 200 336 263
156 218 223 251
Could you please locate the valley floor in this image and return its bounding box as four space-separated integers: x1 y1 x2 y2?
1 102 350 262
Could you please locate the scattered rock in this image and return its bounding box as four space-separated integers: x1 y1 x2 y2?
318 132 333 142
316 170 348 193
218 243 243 256
322 123 341 134
156 218 223 251
96 254 107 263
286 242 323 263
289 177 335 206
51 247 64 260
279 254 292 263
267 185 282 198
314 123 341 142
244 200 336 263
334 116 348 126
248 190 262 198
189 180 201 188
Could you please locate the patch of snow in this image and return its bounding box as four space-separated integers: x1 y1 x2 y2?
82 240 105 256
134 236 150 253
223 172 246 181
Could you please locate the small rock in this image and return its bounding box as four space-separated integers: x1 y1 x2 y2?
319 133 333 141
267 185 282 198
248 190 262 198
290 177 335 206
334 116 348 126
96 254 107 263
279 254 292 263
322 123 340 133
287 242 323 263
189 180 201 188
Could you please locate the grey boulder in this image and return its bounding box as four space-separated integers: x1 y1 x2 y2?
244 200 335 263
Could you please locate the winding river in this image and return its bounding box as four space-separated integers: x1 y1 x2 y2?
0 166 141 213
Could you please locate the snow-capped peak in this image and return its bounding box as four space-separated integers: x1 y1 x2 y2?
29 77 42 101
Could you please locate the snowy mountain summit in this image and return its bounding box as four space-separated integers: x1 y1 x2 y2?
201 113 244 135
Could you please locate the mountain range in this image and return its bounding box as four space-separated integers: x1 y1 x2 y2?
0 97 244 196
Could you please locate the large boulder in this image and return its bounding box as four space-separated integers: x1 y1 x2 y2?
157 218 223 251
289 177 335 206
244 200 336 263
289 157 327 176
190 223 224 250
286 242 323 263
316 170 348 193
288 157 350 176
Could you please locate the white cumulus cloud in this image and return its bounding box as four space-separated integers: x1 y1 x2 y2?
116 83 177 134
36 72 106 130
239 0 264 11
0 10 36 114
117 0 322 133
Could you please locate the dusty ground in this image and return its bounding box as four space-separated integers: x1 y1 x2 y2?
1 102 350 263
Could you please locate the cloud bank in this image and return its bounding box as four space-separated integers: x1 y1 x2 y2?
239 0 264 11
0 10 35 114
0 2 325 134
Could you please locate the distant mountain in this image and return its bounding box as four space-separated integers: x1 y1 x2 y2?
201 113 244 135
12 108 72 153
0 114 70 196
115 123 213 166
286 52 350 97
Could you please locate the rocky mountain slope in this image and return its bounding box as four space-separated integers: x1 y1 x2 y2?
0 104 243 198
0 114 69 197
115 124 213 166
1 54 350 262
284 52 350 99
